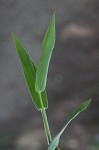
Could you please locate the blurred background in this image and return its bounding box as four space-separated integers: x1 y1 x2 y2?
0 0 99 149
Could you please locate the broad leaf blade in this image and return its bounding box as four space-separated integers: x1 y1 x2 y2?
13 33 48 110
48 100 91 150
35 12 55 92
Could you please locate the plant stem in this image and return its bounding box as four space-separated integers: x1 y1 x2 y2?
39 93 52 144
39 93 62 150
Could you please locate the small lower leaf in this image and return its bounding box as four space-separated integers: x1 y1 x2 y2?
48 99 91 150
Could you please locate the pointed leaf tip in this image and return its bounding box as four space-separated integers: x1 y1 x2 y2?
35 13 56 93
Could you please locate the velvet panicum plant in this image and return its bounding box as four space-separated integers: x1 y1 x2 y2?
13 12 91 150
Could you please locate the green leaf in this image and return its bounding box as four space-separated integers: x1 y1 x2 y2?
13 33 48 110
35 12 55 93
48 99 91 150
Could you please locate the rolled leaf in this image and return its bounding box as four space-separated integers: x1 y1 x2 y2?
13 33 48 110
35 12 55 93
48 99 91 150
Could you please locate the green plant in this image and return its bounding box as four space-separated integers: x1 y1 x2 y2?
13 12 91 150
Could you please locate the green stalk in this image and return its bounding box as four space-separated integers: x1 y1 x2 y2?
39 93 61 150
39 93 52 144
